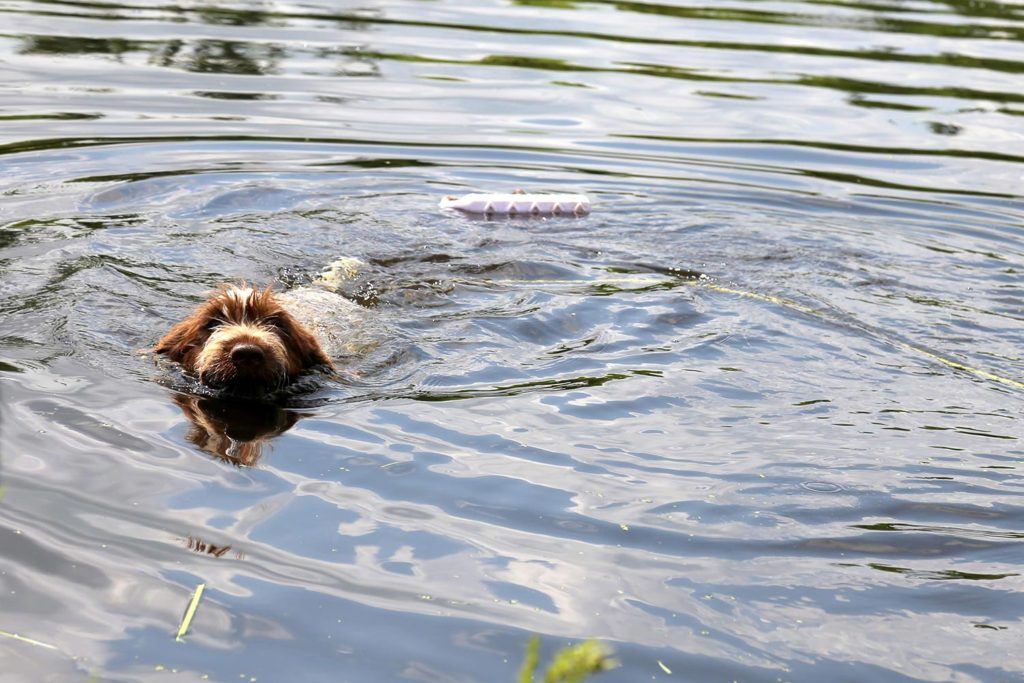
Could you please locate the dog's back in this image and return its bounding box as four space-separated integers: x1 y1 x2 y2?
276 287 378 362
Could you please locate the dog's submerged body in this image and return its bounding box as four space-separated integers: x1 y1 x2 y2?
155 282 367 398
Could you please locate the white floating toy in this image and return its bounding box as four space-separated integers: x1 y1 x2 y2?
439 192 590 216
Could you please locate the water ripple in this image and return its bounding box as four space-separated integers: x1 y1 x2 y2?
1 0 1023 681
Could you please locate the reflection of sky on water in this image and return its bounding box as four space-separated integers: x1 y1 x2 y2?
1 0 1022 680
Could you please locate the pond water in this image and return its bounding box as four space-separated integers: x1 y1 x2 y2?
1 1 1022 681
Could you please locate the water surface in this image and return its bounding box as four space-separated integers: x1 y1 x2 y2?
1 0 1022 681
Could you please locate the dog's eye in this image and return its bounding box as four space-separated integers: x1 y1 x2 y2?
205 319 221 331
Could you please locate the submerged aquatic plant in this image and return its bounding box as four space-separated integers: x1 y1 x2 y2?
518 636 618 683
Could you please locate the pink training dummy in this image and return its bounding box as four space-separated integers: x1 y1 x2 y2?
439 192 590 216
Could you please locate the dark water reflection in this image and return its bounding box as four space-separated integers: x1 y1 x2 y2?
1 0 1022 681
171 395 301 467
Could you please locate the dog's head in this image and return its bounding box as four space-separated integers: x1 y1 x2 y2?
154 284 332 396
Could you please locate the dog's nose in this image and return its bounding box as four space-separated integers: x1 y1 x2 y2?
230 343 265 368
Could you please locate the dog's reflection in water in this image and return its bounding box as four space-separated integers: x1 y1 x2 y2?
172 393 300 467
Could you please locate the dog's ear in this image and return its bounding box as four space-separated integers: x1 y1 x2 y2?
248 285 332 370
153 311 208 363
275 309 334 370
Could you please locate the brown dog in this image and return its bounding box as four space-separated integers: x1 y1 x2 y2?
154 284 333 396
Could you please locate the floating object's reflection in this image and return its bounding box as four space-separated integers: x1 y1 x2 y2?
182 535 238 559
172 393 301 467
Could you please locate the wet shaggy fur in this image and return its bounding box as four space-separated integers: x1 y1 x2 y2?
154 284 333 396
